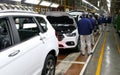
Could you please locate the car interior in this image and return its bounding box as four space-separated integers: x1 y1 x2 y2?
14 17 39 41
0 19 11 50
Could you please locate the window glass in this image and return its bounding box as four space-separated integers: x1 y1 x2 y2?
14 17 40 41
35 17 47 32
0 18 12 50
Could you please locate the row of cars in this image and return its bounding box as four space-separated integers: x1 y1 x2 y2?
0 4 83 75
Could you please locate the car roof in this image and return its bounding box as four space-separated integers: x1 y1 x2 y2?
0 3 46 18
0 10 46 18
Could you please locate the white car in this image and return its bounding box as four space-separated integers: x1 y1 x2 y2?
46 12 80 52
0 8 59 75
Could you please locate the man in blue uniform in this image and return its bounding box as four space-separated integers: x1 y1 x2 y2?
77 14 93 55
98 16 103 32
101 15 106 30
88 15 96 46
106 16 112 31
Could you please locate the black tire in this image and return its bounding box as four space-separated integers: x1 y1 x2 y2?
41 54 56 75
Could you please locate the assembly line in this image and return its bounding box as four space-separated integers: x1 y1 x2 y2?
0 0 119 75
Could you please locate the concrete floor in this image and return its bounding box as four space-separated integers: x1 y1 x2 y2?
85 25 120 75
55 25 120 75
55 33 100 75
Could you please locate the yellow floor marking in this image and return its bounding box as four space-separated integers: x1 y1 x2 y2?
96 32 107 75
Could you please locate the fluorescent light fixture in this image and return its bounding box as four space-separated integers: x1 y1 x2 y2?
82 0 89 4
107 0 111 3
40 1 51 7
107 3 110 8
107 0 111 7
106 0 111 12
10 0 22 2
50 3 59 8
24 0 40 5
82 0 99 10
93 5 99 10
98 1 100 7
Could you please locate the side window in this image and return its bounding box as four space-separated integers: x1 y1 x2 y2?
14 17 40 42
35 17 47 32
0 18 12 50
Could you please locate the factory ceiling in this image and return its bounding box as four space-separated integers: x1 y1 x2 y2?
87 0 120 14
0 0 120 14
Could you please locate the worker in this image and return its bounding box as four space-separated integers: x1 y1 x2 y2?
98 16 103 33
77 14 93 55
106 16 112 31
102 15 107 31
88 14 96 46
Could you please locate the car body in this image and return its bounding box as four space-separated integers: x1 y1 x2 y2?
0 9 59 75
46 11 80 51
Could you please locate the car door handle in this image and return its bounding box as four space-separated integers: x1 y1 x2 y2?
8 50 20 57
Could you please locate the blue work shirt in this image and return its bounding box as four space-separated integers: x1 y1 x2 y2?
107 16 112 24
88 18 95 29
98 17 102 25
77 17 93 35
102 16 107 23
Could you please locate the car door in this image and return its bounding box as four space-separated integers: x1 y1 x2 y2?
0 16 47 75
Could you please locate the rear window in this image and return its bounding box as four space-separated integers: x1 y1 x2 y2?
47 16 74 24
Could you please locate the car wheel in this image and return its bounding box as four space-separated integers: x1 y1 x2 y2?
75 38 81 52
42 54 56 75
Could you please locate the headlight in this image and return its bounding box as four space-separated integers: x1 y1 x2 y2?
66 33 76 37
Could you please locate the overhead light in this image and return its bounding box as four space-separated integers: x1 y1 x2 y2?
10 0 22 2
107 0 111 7
24 0 41 5
82 0 89 4
106 0 111 12
98 1 100 7
107 0 110 3
82 0 99 10
50 3 59 8
40 1 52 7
93 5 99 10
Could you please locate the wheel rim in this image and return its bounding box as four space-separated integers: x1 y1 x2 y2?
45 59 55 75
